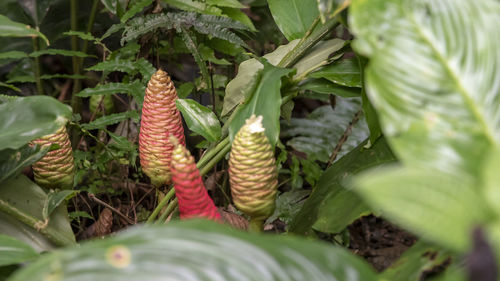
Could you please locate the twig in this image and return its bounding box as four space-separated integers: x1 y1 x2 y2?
327 109 363 167
88 193 134 224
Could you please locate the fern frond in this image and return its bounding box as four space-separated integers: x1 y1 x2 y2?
180 27 211 91
30 49 95 58
192 23 248 48
63 31 96 41
100 23 126 40
121 13 176 45
0 94 18 103
86 58 154 80
0 82 20 92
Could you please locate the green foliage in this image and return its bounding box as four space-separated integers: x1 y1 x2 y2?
0 15 48 44
0 144 49 183
267 0 319 40
9 220 377 281
0 96 72 150
0 235 39 266
176 99 221 142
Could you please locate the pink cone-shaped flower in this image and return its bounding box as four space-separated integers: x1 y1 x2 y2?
32 125 75 189
139 69 185 187
170 137 221 221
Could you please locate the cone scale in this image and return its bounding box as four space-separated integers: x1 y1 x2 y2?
32 125 75 190
228 115 278 231
139 69 185 187
170 137 221 221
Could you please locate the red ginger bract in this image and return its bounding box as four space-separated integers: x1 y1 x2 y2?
170 137 221 221
32 125 75 189
228 115 277 230
139 69 185 187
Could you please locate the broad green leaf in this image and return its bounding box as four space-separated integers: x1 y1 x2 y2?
220 7 256 31
293 39 345 80
29 49 94 58
0 144 49 183
177 82 195 99
199 44 230 65
0 175 75 248
0 96 72 150
100 23 125 40
350 0 500 177
206 0 245 9
81 111 140 131
482 148 500 217
0 15 48 45
9 220 377 281
353 166 493 252
121 0 153 22
380 241 452 281
0 51 27 60
229 59 294 146
289 137 395 236
7 74 89 83
281 98 368 163
267 0 319 40
162 0 222 15
266 189 310 225
17 0 52 26
42 190 75 221
308 58 361 87
0 235 38 266
299 78 360 97
176 99 221 142
222 39 300 116
63 31 96 41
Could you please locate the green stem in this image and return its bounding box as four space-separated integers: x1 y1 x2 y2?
0 199 75 246
249 218 263 232
70 0 81 112
197 137 230 169
199 142 231 176
155 198 178 224
146 187 175 223
81 0 99 63
278 15 340 68
32 37 43 95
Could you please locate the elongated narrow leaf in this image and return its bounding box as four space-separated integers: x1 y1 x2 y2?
30 49 94 58
308 58 361 88
350 0 500 178
267 0 318 40
300 78 360 97
0 96 72 150
206 0 245 9
82 111 140 130
229 59 294 146
163 0 222 15
0 82 20 92
76 81 144 97
176 99 221 142
0 15 48 45
293 39 345 80
7 74 89 83
357 55 381 145
0 51 27 60
0 144 49 183
63 31 96 41
9 220 377 281
180 27 211 91
289 137 395 236
353 166 493 252
0 235 39 266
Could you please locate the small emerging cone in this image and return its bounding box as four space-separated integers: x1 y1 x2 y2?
139 69 185 187
170 137 221 221
32 125 75 189
228 115 278 230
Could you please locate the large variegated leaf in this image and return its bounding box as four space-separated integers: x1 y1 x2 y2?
350 0 500 178
8 220 377 281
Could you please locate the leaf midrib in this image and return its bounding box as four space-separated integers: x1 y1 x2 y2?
406 8 495 144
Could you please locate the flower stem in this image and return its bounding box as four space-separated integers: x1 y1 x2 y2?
155 197 178 224
146 186 175 223
249 218 263 232
32 37 43 95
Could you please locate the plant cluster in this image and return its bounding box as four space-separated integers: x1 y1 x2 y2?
0 0 499 280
